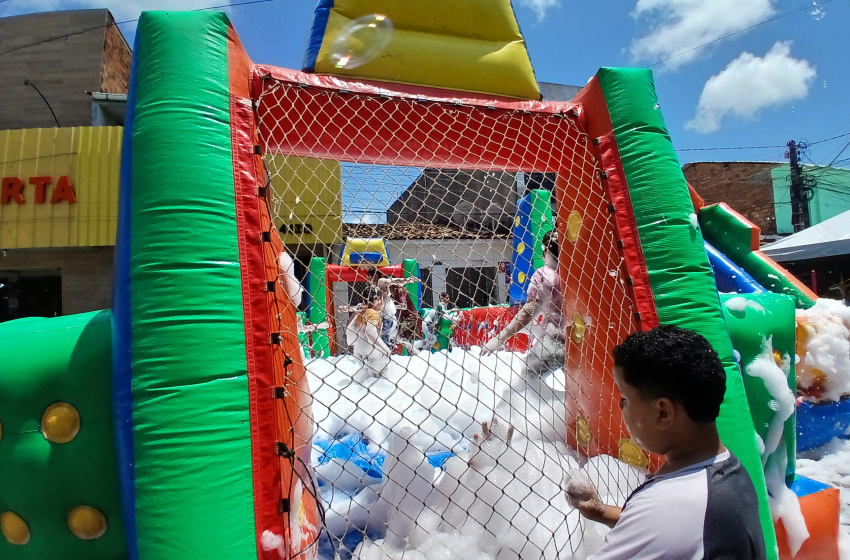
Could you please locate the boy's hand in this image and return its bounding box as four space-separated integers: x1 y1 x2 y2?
564 470 621 528
565 477 603 511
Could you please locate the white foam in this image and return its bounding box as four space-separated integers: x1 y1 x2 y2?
305 348 646 559
765 450 810 556
724 297 766 314
262 530 285 558
745 338 796 459
796 298 850 402
688 213 699 230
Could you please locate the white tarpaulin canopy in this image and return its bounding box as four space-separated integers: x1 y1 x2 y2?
762 208 850 262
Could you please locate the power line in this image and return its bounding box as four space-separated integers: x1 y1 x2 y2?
676 145 784 152
0 0 280 58
646 0 835 68
677 129 850 156
822 138 850 170
807 131 850 146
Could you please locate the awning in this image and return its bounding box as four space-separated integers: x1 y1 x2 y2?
761 209 850 261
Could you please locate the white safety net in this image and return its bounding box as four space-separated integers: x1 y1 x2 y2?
254 72 647 560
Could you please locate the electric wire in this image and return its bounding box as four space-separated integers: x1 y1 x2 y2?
645 0 835 68
0 0 282 58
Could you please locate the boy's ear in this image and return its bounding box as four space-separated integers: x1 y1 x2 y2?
655 397 676 429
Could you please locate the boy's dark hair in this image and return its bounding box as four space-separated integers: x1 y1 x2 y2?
542 230 559 256
612 324 726 422
825 285 844 300
440 292 449 299
366 267 384 280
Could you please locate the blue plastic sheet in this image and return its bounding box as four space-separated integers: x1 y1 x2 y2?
796 398 850 452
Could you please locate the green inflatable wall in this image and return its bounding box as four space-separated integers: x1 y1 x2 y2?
700 204 816 308
122 12 256 559
308 256 331 358
0 311 126 559
597 67 777 557
720 292 797 483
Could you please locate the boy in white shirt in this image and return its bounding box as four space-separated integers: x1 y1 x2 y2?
566 325 766 560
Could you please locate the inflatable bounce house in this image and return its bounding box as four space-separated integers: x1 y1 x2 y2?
1 2 846 559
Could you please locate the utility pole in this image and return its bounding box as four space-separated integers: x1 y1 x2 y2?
787 140 810 232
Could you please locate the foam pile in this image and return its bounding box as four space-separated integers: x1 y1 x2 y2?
304 349 646 559
796 298 850 401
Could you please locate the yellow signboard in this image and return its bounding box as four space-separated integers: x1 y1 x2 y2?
267 155 343 245
0 127 122 249
0 130 343 249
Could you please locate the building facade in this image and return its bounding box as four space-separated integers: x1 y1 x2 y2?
683 161 850 240
0 9 130 322
0 9 130 130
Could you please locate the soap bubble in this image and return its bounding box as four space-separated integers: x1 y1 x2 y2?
330 14 394 70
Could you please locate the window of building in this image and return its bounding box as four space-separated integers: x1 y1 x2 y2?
446 267 497 309
0 269 62 323
420 267 434 309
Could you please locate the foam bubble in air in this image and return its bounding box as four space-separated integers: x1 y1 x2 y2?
330 14 394 70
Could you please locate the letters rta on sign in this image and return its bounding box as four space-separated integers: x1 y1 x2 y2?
1 176 77 204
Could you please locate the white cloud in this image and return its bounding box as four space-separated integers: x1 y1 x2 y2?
630 0 775 69
518 0 559 21
686 41 816 134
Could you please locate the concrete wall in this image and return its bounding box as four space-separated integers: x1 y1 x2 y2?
683 162 780 235
0 9 130 130
0 246 113 316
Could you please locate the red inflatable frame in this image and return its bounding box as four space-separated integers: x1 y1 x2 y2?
323 264 406 353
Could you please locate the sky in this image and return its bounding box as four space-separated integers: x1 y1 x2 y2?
2 0 848 168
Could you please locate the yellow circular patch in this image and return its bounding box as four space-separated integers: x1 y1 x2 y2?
575 416 591 448
618 437 649 468
514 216 521 227
68 506 107 540
517 242 525 255
773 350 783 367
41 402 80 444
567 210 583 243
517 271 526 284
571 312 586 344
1 511 30 545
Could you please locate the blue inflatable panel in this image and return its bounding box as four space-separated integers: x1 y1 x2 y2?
509 194 535 305
790 474 830 498
796 398 850 452
704 240 766 294
113 31 141 560
303 0 335 72
349 252 383 264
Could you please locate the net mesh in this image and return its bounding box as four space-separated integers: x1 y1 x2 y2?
254 70 646 560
